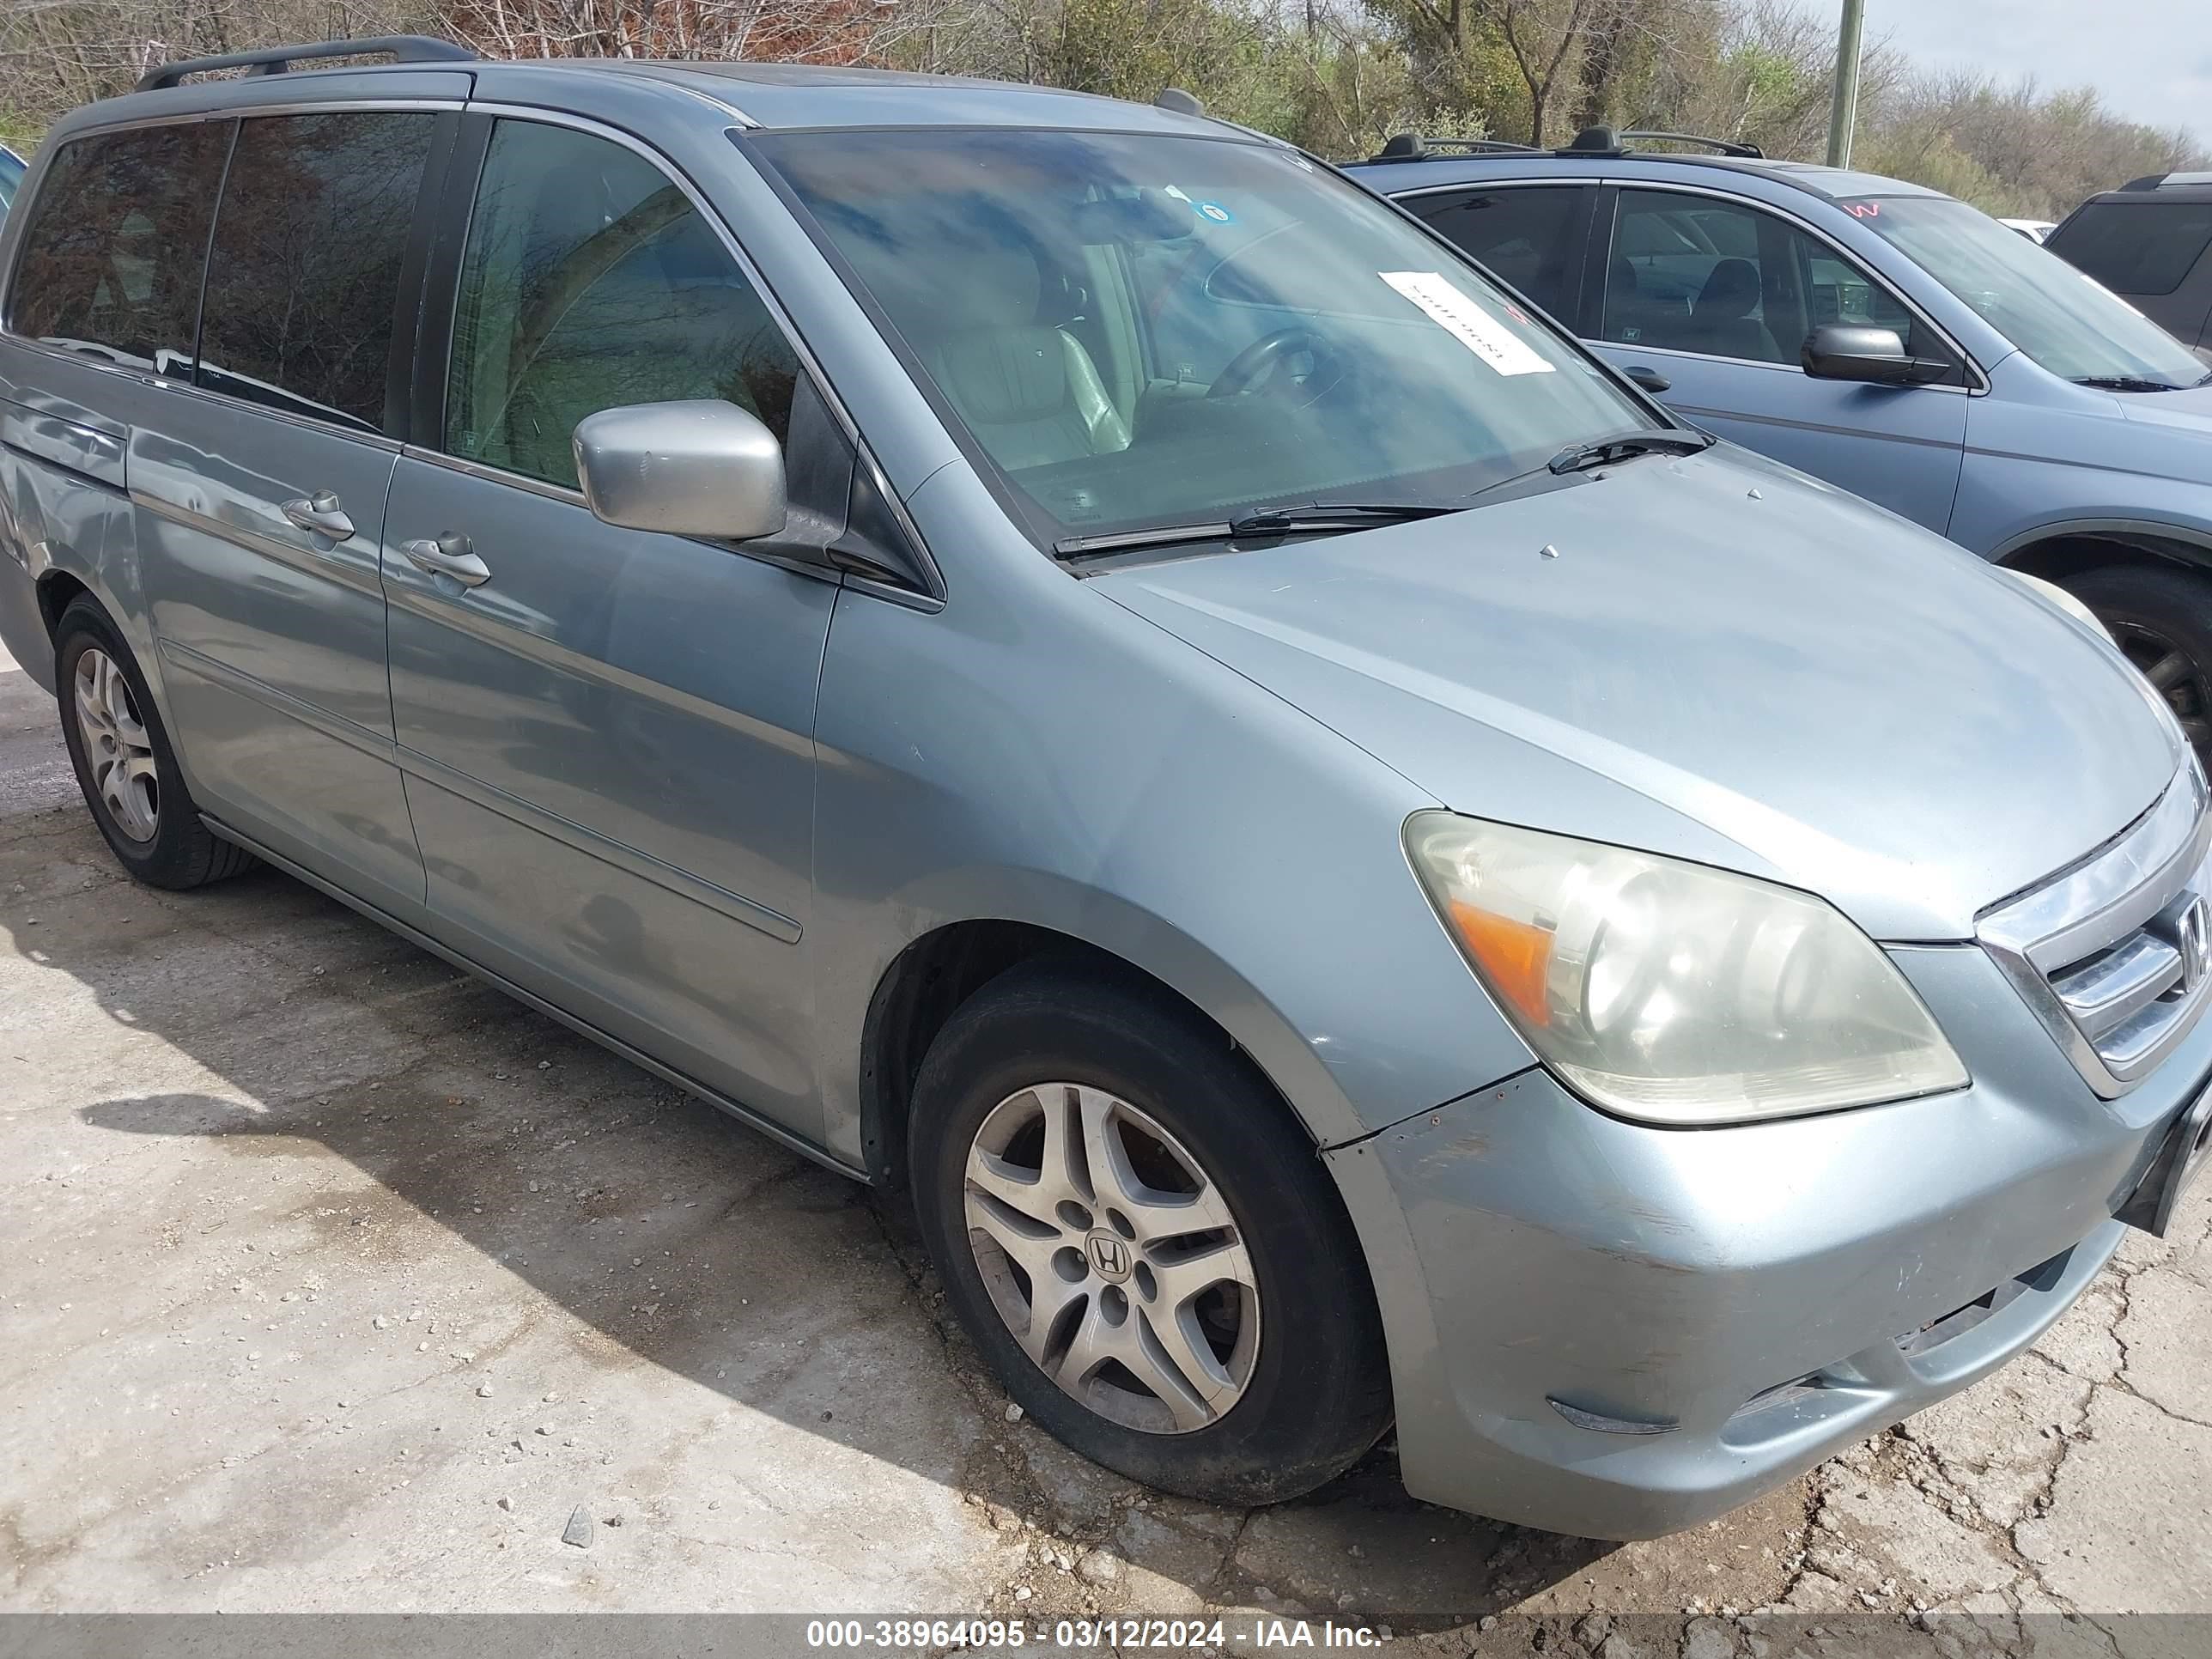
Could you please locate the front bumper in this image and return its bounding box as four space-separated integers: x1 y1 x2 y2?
1328 940 2212 1540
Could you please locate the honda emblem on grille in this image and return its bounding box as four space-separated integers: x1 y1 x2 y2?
2180 896 2212 995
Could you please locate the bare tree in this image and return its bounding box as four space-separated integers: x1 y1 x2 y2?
2 0 426 132
438 0 939 66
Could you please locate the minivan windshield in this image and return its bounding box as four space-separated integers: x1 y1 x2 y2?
753 129 1653 547
1854 195 2209 390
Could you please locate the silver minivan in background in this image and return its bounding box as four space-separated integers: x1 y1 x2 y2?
3 39 2209 1540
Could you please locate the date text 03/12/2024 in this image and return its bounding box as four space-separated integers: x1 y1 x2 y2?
802 1618 1392 1650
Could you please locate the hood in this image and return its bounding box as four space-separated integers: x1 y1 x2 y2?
1101 448 2181 941
2115 377 2212 433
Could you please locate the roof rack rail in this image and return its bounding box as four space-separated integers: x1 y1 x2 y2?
2123 171 2212 191
1620 129 1763 157
1370 132 1545 162
133 34 477 94
1561 125 1762 158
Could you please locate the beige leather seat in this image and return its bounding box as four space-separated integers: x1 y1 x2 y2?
923 247 1130 471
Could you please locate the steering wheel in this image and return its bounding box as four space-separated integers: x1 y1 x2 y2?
1209 326 1334 399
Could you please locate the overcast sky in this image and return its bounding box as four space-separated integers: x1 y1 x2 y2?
1858 0 2210 143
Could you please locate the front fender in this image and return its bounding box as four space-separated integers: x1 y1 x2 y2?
805 465 1537 1169
1956 367 2212 566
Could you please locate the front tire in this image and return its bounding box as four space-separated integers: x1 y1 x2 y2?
2065 563 2212 762
54 598 257 890
909 958 1392 1506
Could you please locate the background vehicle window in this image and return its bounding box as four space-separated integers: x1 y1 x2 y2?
6 122 231 370
1805 251 1922 345
0 146 26 221
197 112 435 433
446 120 799 492
1856 195 2205 388
2047 201 2212 298
1600 190 1930 368
1602 191 1799 362
1411 186 1585 319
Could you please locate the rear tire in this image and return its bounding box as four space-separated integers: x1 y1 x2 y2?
2064 563 2212 762
54 598 258 890
909 957 1392 1506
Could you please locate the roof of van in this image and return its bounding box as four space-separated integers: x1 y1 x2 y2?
558 58 1229 131
93 47 1240 141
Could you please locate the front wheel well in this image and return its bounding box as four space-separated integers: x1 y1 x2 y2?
36 570 92 645
1998 531 2212 588
857 919 1308 1189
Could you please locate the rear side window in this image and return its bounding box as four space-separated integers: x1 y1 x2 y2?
1409 185 1587 321
6 122 232 370
443 119 800 490
2048 201 2212 298
197 112 437 433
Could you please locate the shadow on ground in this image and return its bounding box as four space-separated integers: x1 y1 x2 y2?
0 745 1644 1620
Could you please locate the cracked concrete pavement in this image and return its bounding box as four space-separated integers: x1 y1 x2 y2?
5 634 2212 1650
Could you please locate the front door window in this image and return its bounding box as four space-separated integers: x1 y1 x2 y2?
443 119 799 490
1599 188 1948 372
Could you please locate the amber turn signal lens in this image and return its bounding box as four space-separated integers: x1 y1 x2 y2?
1447 900 1553 1027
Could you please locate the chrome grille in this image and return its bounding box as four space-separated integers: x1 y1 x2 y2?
1978 766 2212 1098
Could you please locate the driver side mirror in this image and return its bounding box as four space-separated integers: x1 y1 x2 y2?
573 399 787 541
1802 324 1951 387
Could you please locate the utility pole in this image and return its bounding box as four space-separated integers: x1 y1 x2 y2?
1826 0 1865 168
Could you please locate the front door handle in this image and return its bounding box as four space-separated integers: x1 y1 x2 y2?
282 490 355 540
401 532 490 588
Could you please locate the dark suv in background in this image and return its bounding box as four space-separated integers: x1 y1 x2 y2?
2046 173 2212 356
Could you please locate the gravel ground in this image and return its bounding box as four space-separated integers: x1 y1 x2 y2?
4 633 2211 1655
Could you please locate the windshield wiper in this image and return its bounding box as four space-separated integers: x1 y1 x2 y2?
1547 429 1716 474
2070 374 2187 392
1229 501 1462 535
1053 501 1457 560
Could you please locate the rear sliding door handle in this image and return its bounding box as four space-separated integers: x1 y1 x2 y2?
281 490 355 539
400 532 490 588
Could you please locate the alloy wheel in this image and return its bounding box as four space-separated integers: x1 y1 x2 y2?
963 1082 1260 1434
2112 620 2212 753
72 647 160 842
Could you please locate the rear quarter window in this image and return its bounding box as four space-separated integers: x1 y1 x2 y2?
5 121 233 369
2048 200 2212 298
195 112 438 434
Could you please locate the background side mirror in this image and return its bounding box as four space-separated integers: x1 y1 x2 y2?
572 399 787 542
1801 323 1950 386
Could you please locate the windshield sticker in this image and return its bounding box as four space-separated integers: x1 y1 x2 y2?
1842 200 1881 218
1193 200 1235 225
1380 271 1556 376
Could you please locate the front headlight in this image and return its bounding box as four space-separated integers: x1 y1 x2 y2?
1405 814 1967 1125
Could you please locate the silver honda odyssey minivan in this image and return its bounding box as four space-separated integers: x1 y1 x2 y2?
3 38 2207 1540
